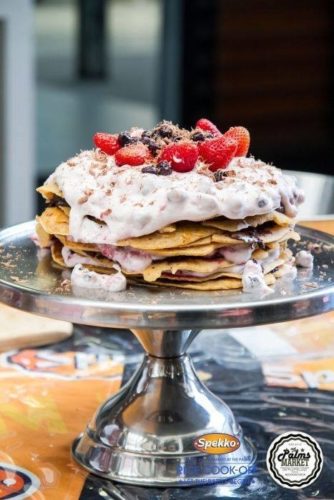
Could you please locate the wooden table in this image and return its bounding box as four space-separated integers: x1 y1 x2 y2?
302 218 334 236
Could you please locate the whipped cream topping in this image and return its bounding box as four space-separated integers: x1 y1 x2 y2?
46 150 304 244
71 263 126 292
242 260 273 294
295 250 314 268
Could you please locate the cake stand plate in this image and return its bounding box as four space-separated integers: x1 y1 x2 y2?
0 221 333 487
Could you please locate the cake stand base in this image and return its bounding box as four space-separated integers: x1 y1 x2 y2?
72 329 256 487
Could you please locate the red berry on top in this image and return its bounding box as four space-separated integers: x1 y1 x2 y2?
195 118 221 136
93 132 120 155
224 126 250 156
198 136 238 171
159 141 199 173
115 143 152 166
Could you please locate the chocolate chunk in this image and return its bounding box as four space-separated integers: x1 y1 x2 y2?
258 199 267 208
142 137 160 155
148 143 160 156
159 124 173 138
141 165 157 174
48 196 69 208
141 130 151 139
214 170 228 182
191 131 206 142
118 131 136 146
142 161 172 176
157 161 172 175
141 135 149 143
277 204 285 214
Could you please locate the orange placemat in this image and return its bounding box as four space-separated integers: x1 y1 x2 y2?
0 346 123 499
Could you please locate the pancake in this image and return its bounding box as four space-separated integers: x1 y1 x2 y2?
35 120 305 292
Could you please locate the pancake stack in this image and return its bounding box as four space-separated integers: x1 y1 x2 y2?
35 120 304 291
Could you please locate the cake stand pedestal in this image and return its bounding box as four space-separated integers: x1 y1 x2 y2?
73 328 255 486
0 222 333 487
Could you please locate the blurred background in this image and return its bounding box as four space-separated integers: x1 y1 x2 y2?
1 0 334 225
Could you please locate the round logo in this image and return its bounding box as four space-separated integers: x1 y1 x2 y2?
0 463 40 499
266 432 323 489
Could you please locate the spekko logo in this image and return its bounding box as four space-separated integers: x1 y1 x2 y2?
193 433 240 455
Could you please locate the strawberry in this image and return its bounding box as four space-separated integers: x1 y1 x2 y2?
224 126 250 156
198 136 237 171
196 118 221 136
159 141 199 172
115 143 152 166
93 132 120 155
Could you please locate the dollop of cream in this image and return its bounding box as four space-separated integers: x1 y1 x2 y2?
46 151 304 244
295 250 314 269
71 264 126 292
242 260 273 294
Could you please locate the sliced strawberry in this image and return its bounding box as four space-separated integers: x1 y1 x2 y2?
93 132 120 155
196 118 221 136
198 136 237 171
159 141 199 172
115 143 152 166
224 126 250 156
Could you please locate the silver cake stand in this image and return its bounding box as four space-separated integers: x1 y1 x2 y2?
0 221 333 487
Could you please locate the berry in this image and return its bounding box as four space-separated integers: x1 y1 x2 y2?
142 161 172 176
196 118 221 136
159 141 199 172
198 136 237 171
118 131 136 147
224 126 250 156
115 143 152 166
93 132 120 155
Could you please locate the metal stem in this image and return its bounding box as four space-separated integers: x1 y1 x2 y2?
131 328 200 357
72 328 256 486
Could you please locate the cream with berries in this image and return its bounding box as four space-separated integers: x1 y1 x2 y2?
36 118 306 292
